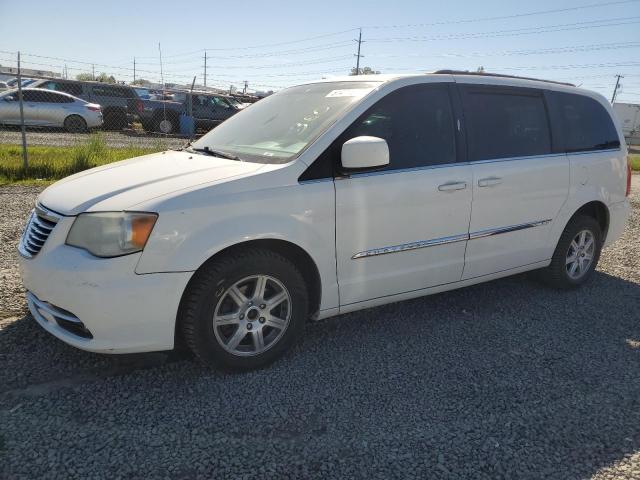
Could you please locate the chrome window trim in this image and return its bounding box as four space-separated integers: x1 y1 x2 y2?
352 219 552 259
300 149 621 184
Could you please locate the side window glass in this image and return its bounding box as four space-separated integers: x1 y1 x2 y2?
93 86 125 98
21 90 38 102
344 84 456 170
548 92 620 152
462 88 551 161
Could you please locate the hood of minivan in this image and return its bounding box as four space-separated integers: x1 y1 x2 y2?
39 150 265 215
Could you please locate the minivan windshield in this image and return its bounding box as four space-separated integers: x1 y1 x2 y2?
192 81 380 164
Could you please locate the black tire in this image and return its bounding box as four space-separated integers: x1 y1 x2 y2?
64 115 88 133
540 215 602 289
103 109 127 130
179 249 308 370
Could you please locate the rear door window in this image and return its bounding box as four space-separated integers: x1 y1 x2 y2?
547 91 620 152
461 86 552 161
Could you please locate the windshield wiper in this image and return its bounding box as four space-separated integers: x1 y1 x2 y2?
186 145 241 161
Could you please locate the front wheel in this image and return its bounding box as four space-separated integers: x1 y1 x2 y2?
179 249 308 370
540 215 602 289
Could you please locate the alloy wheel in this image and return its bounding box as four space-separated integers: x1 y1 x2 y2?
566 229 595 280
212 275 292 357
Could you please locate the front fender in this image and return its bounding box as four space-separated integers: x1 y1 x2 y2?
135 180 338 310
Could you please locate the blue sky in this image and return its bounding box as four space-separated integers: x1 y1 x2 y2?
0 0 639 100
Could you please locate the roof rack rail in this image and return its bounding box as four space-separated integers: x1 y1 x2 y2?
433 70 575 87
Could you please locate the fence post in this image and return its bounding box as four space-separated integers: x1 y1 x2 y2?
16 51 29 170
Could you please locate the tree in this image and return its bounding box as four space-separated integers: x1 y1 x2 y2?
132 78 151 86
349 66 381 76
476 66 485 73
75 72 116 83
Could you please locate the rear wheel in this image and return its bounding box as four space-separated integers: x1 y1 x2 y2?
63 115 87 133
540 215 602 289
180 249 308 370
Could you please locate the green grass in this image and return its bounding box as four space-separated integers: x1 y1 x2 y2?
630 154 640 172
0 134 165 184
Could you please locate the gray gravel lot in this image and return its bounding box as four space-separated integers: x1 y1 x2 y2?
0 179 639 479
0 128 187 149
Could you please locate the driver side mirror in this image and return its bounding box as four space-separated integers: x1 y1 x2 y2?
341 136 389 171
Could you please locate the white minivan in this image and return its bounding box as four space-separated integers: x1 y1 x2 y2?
19 71 632 369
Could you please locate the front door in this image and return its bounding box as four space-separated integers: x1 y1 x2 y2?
458 84 569 279
335 83 473 307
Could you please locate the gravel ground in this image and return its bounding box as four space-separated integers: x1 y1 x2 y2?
0 178 639 479
0 128 188 149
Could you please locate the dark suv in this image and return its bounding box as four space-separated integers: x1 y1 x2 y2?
29 79 140 130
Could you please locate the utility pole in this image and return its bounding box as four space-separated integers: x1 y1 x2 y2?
92 64 95 81
17 52 28 169
611 74 623 104
204 51 207 89
133 57 136 83
243 80 248 94
354 28 363 75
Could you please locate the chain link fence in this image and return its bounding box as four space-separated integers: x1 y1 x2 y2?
0 51 262 182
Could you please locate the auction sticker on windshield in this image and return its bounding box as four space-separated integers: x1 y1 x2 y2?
325 88 372 98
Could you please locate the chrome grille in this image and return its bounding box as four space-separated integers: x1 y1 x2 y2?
19 204 59 258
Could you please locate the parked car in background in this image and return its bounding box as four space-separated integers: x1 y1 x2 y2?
18 72 631 370
29 79 138 130
6 78 36 88
137 91 240 133
0 81 9 91
0 88 102 132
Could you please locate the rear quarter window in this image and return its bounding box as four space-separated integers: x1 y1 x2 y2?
547 91 620 153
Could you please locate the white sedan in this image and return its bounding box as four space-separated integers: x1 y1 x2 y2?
0 88 102 132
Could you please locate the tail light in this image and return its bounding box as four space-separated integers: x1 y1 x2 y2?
86 105 101 112
626 155 632 197
136 99 144 114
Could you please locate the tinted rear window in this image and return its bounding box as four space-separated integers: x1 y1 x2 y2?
547 91 620 153
462 87 551 161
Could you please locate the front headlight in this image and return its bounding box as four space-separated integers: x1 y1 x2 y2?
66 212 158 258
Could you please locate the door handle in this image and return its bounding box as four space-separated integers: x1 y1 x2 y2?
438 181 467 192
478 177 503 187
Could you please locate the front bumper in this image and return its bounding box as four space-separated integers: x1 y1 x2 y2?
19 215 192 354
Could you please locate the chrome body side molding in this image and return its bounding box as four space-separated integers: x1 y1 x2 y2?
352 219 552 260
351 233 468 259
468 219 552 240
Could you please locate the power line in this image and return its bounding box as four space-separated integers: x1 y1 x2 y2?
367 16 640 43
203 28 358 51
366 41 640 60
364 0 640 29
